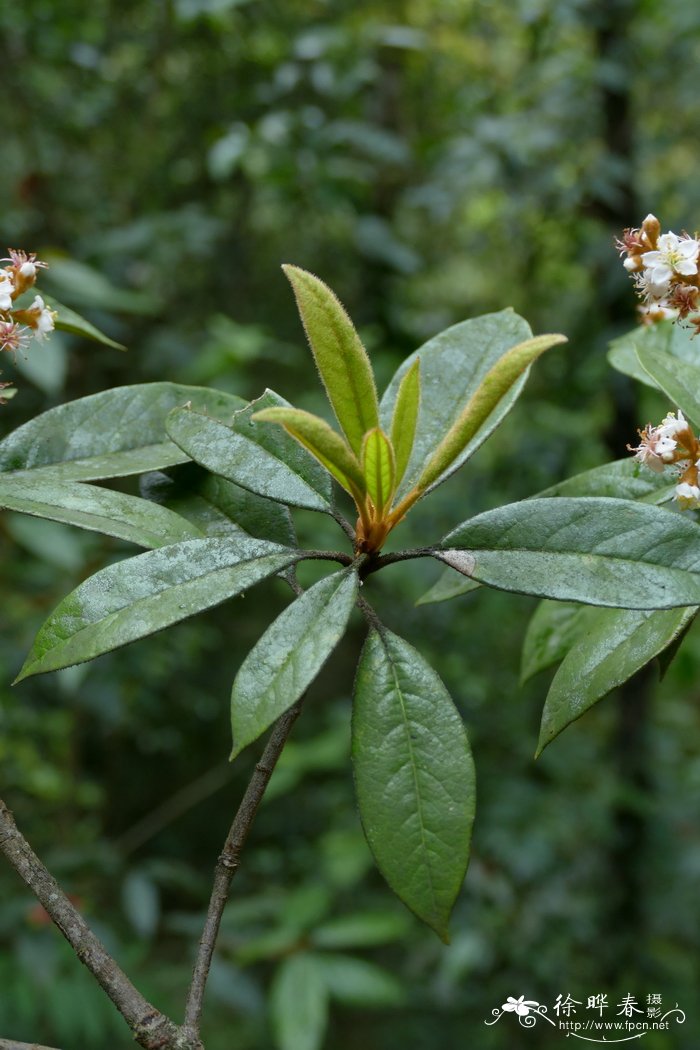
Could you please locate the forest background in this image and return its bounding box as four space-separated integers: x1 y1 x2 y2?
1 1 699 1047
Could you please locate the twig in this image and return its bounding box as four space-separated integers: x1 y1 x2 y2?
0 1040 63 1050
0 801 185 1050
182 700 304 1039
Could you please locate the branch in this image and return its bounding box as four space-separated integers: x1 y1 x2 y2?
0 801 185 1050
182 699 304 1039
0 1040 63 1050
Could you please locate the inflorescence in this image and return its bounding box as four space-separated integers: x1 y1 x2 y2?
0 249 55 405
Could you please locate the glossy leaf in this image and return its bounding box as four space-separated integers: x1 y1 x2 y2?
16 537 299 681
270 953 329 1050
390 357 420 487
44 293 126 351
380 310 534 499
636 344 700 428
283 264 379 456
416 332 566 492
441 497 700 608
538 605 698 755
0 475 201 548
361 428 395 514
352 628 475 942
0 383 244 481
140 466 296 547
167 391 333 513
252 405 366 499
230 569 357 759
520 600 586 683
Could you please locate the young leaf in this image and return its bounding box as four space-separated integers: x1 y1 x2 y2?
43 294 126 351
270 953 329 1050
380 311 536 499
636 344 700 429
390 358 420 487
230 569 358 759
537 605 697 755
361 428 395 515
416 332 566 492
0 383 244 481
15 537 299 681
520 600 587 684
167 391 333 513
283 265 379 456
352 628 475 942
0 475 202 549
441 497 700 609
252 406 366 500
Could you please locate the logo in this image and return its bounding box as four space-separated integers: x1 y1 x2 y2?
485 993 686 1042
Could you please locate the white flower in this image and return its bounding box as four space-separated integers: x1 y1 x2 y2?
28 295 56 341
19 260 36 279
660 410 689 439
642 231 699 284
675 481 700 510
0 271 14 311
502 995 539 1017
633 269 670 303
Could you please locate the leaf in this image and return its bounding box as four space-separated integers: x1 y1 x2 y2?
270 953 329 1050
441 497 700 609
311 911 410 950
140 465 296 547
0 475 201 548
416 333 566 492
636 344 700 429
44 294 126 351
536 457 674 504
283 265 379 456
380 311 539 500
415 567 480 606
319 954 405 1007
608 320 699 389
167 390 333 513
390 357 420 487
352 628 475 942
252 405 366 500
520 600 586 684
361 428 395 514
230 569 357 759
0 383 244 481
537 605 698 755
15 537 299 681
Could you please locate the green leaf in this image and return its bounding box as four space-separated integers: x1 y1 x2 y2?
140 466 296 546
167 391 333 513
44 294 126 351
537 605 698 755
0 475 201 548
16 537 299 681
415 567 480 606
352 628 475 942
311 911 410 950
520 600 586 684
441 497 700 609
0 383 244 481
270 953 329 1050
319 954 405 1007
636 344 700 429
608 320 699 389
381 311 540 499
390 357 420 487
230 569 357 759
416 333 566 492
536 457 674 504
252 405 366 499
361 428 395 514
283 265 379 456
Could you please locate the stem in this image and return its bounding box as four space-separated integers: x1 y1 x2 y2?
182 700 304 1039
0 1041 63 1050
362 546 435 576
0 801 182 1050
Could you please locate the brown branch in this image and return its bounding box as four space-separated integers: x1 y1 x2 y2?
0 801 187 1050
181 699 304 1040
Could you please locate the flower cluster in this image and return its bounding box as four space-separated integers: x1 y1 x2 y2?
0 249 56 404
629 409 700 509
617 213 700 330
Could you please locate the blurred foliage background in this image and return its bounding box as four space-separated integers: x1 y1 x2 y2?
2 0 700 1047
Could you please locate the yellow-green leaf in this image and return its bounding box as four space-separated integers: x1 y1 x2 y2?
390 358 420 487
416 332 567 492
253 405 366 500
282 265 379 456
361 428 395 515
